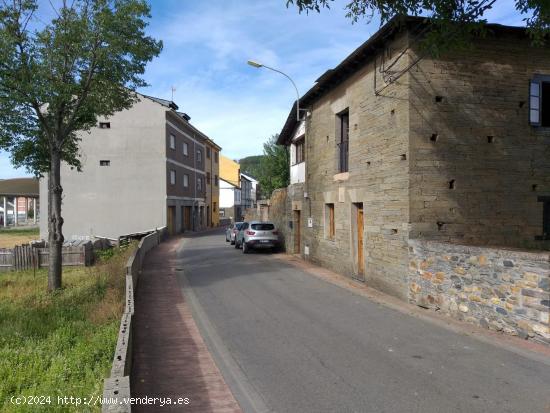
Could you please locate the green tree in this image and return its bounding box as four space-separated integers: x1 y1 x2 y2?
258 134 289 198
0 0 162 291
286 0 550 52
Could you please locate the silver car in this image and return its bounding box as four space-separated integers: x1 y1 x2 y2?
225 222 243 245
235 221 280 253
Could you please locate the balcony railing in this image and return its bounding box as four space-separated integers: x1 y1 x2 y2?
337 140 349 173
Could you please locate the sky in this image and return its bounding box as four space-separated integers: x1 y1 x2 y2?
0 0 528 178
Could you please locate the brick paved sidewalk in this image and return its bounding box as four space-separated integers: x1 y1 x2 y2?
131 237 242 413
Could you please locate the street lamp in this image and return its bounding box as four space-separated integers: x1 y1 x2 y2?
247 60 303 121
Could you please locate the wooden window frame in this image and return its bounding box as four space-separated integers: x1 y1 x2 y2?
337 109 349 173
293 137 305 165
326 203 335 240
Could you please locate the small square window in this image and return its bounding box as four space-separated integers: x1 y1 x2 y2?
183 174 189 187
99 160 110 166
170 170 176 185
183 142 188 156
99 122 110 129
169 134 176 150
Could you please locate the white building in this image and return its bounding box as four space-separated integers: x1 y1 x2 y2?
219 178 242 221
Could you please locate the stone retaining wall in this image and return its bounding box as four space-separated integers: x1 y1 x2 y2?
409 240 550 344
102 227 167 413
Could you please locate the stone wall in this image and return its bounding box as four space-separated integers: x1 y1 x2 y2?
408 33 550 248
409 240 550 344
244 188 291 251
290 31 412 300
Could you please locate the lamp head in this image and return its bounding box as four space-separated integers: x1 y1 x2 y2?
247 60 263 68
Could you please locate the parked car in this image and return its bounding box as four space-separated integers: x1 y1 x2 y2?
225 222 243 245
235 221 279 253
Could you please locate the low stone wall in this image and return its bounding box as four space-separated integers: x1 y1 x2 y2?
409 240 550 344
102 227 167 413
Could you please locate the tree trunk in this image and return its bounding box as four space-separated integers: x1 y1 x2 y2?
47 150 64 291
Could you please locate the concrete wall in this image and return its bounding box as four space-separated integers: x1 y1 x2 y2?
40 97 167 240
289 31 411 299
408 33 550 248
409 240 549 344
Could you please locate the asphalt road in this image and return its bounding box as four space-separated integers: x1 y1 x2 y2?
176 230 550 413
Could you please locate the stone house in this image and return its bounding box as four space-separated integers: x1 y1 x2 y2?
276 16 549 342
40 93 220 240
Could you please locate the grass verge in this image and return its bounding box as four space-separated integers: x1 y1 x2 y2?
0 227 40 249
0 243 135 412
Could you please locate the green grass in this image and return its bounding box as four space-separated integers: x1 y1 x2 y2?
0 227 40 249
0 245 134 412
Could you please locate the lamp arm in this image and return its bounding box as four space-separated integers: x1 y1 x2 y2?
262 65 301 121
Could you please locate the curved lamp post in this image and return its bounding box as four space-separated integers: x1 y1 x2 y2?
247 60 302 121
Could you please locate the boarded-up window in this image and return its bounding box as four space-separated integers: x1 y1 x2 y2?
325 203 335 239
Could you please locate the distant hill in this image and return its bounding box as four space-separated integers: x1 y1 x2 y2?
239 155 263 179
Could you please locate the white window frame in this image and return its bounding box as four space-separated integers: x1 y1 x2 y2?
183 174 189 187
197 177 202 191
183 142 188 156
169 134 176 150
170 170 176 185
197 149 202 164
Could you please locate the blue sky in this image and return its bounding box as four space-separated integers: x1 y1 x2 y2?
1 0 527 178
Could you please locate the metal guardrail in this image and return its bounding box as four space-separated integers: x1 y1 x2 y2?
101 227 167 413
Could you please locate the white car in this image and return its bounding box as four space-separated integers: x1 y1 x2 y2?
225 222 244 245
235 221 280 253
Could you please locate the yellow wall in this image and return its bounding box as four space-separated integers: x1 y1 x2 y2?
220 155 240 187
206 141 221 227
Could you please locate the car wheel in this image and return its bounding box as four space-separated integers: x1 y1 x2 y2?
242 242 248 254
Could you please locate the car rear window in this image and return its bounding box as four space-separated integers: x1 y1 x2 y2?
251 223 274 231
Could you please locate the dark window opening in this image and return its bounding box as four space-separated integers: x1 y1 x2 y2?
542 82 550 127
99 160 110 166
99 122 110 129
449 179 455 189
207 147 211 158
214 151 219 163
544 201 550 238
337 110 349 173
294 138 305 165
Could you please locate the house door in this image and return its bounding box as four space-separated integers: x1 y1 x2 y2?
184 206 192 231
355 203 365 280
294 210 301 254
167 206 176 236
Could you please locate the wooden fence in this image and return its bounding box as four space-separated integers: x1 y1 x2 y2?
0 242 93 272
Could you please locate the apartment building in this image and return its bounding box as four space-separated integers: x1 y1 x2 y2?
39 93 220 240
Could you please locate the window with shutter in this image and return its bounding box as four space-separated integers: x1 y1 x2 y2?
530 80 541 126
530 75 550 127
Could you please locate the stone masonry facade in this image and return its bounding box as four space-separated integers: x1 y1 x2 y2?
272 19 550 342
409 240 550 344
